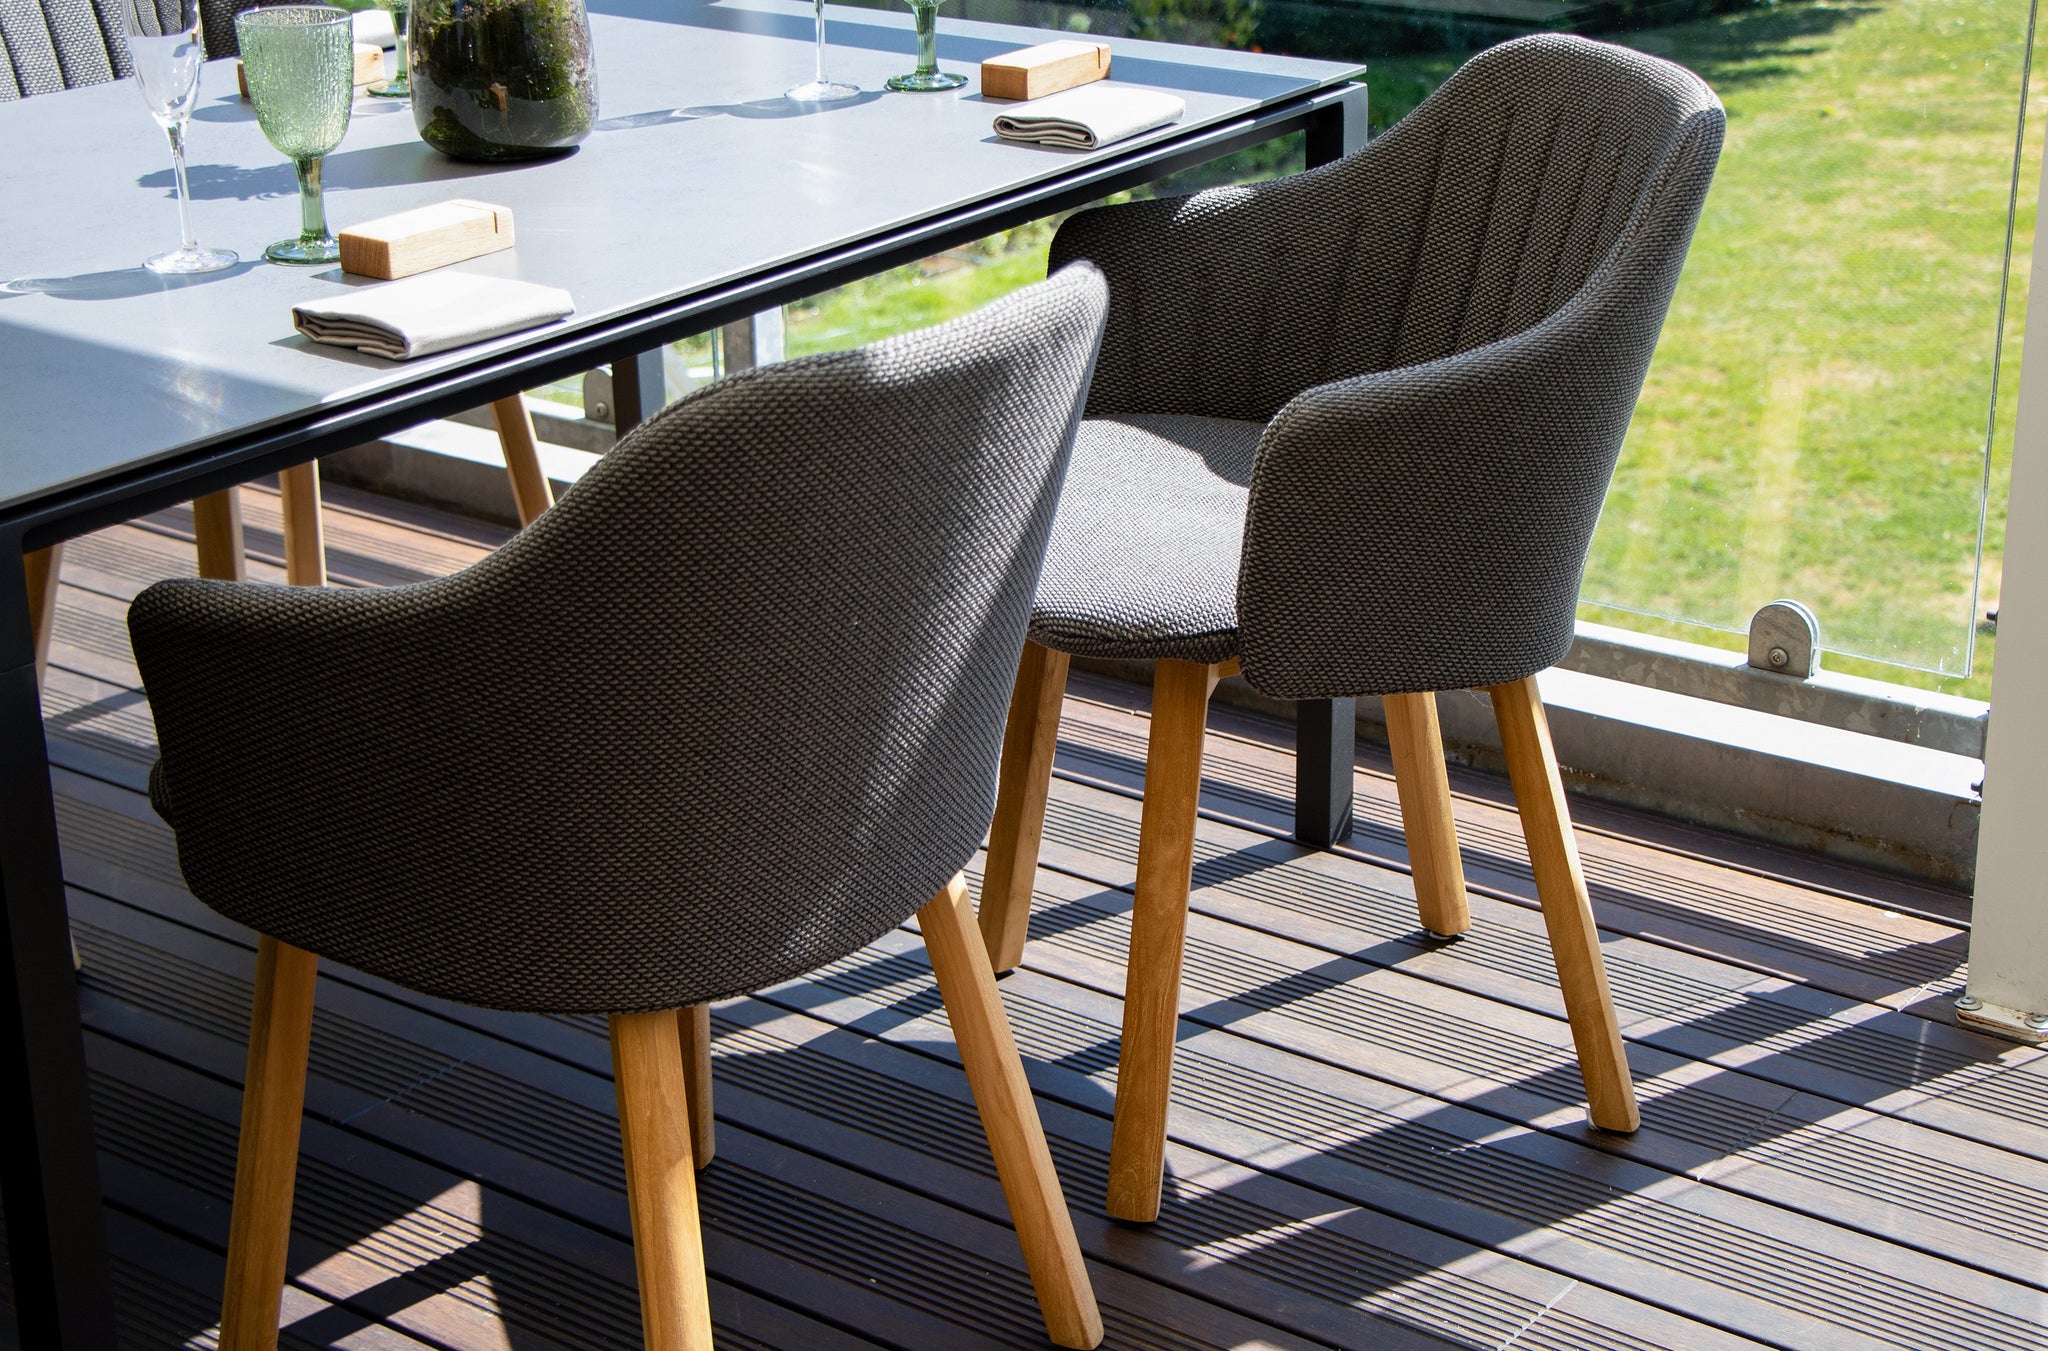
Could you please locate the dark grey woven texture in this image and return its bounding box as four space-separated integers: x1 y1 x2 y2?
198 0 263 60
133 265 1108 1014
1039 34 1724 698
2 0 136 100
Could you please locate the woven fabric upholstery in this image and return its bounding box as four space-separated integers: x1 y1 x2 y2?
132 264 1109 1014
1042 34 1723 697
1030 414 1263 663
2 0 132 100
197 0 259 59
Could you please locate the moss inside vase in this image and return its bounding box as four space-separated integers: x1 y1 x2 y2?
410 0 597 160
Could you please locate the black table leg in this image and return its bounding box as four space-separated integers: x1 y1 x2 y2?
0 544 117 1349
1292 81 1369 849
610 347 668 438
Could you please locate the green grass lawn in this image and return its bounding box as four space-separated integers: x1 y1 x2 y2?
781 0 2040 698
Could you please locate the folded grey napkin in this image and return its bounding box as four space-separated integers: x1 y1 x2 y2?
293 272 574 361
993 85 1186 150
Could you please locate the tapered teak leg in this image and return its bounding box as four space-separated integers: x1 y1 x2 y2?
1382 692 1471 938
1487 676 1639 1133
24 544 62 689
922 874 1103 1350
979 641 1072 973
219 936 319 1351
490 394 556 527
611 1009 714 1351
191 489 248 582
680 1004 714 1167
1107 658 1221 1223
277 463 326 588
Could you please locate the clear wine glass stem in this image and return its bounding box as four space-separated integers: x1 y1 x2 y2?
813 0 827 84
166 120 198 251
295 155 328 242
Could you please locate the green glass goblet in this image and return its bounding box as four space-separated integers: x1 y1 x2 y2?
368 0 410 98
885 0 966 92
236 5 355 264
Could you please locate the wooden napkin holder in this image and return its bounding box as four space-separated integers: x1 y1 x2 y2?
236 43 385 98
338 200 516 280
980 40 1110 101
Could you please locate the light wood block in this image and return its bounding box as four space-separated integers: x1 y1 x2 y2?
339 200 517 281
981 40 1110 101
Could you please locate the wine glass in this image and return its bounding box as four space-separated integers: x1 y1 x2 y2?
785 0 857 103
122 0 237 273
367 0 410 98
236 5 355 264
884 0 965 92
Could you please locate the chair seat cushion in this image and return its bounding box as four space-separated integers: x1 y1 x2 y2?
1029 414 1265 663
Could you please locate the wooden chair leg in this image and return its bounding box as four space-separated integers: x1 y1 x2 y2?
1487 675 1639 1133
680 1004 714 1168
1383 692 1471 938
1106 657 1220 1224
490 394 556 527
979 641 1071 973
277 463 326 588
612 1009 714 1351
922 874 1103 1350
219 936 318 1351
192 489 248 582
24 543 62 689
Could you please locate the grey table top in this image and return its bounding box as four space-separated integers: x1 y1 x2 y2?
0 0 1357 519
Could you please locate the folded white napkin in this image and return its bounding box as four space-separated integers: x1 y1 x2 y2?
992 85 1186 150
293 272 574 361
352 9 396 48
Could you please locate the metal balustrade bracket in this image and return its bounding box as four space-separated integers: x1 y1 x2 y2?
1748 599 1822 678
1954 991 2048 1044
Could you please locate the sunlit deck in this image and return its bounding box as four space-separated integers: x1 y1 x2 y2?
7 481 2043 1350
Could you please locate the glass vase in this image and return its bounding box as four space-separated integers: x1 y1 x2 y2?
409 0 597 161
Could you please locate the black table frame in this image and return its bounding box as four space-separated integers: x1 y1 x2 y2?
0 79 1365 1347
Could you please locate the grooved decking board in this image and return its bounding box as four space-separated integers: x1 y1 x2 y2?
1023 775 2048 1158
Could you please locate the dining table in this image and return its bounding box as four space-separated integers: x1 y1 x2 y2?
0 1 1362 1341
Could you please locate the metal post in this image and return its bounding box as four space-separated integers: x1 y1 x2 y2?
1964 135 2048 1041
609 347 668 438
719 309 785 375
1291 79 1369 848
0 539 118 1349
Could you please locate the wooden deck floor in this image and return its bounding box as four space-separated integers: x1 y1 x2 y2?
10 480 2048 1349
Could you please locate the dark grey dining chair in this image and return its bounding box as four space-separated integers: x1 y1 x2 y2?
974 34 1725 1224
130 265 1112 1351
5 0 265 687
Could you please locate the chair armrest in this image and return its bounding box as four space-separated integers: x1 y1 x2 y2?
1234 292 1648 700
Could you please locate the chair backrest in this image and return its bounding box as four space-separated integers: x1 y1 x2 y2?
2 0 135 99
1057 33 1723 427
132 264 1108 1014
197 0 256 59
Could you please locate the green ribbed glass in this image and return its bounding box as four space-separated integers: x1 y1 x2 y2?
236 5 354 264
368 0 410 97
885 0 965 93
